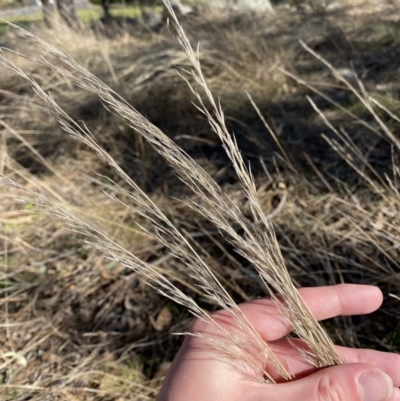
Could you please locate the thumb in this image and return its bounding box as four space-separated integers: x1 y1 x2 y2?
257 364 394 401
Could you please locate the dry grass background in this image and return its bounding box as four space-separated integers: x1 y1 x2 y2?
1 0 400 399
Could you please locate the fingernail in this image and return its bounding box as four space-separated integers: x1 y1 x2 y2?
358 371 393 401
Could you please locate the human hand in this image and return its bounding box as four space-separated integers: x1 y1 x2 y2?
156 284 400 401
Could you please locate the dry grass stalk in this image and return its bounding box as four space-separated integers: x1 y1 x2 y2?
0 45 290 382
294 41 400 207
163 0 341 368
299 40 400 152
277 39 400 294
0 2 343 382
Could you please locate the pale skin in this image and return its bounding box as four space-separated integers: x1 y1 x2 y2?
157 284 400 401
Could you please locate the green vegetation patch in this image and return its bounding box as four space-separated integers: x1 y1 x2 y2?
0 4 143 34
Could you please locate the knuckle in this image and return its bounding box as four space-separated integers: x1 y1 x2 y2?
316 375 354 401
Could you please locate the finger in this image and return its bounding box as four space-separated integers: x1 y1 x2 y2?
239 284 383 341
251 363 395 401
266 339 400 386
336 346 400 387
298 284 383 320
